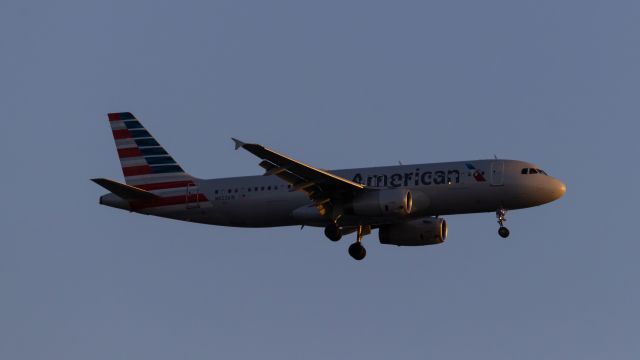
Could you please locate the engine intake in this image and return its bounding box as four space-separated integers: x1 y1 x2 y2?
349 188 412 217
379 217 447 246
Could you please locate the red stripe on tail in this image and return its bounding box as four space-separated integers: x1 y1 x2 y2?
123 165 153 177
117 148 143 158
113 129 132 139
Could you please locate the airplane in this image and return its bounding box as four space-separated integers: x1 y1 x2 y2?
93 112 566 260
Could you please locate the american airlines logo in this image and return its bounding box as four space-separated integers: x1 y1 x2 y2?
465 163 486 182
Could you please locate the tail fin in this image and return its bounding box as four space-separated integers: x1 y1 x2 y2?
107 112 194 188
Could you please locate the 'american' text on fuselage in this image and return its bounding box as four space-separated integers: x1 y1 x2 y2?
352 168 468 188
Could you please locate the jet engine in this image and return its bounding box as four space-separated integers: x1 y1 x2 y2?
349 188 412 217
379 217 447 246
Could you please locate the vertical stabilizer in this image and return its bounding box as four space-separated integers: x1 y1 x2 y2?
107 112 194 191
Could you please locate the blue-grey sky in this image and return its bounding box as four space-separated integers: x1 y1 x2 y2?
1 1 639 359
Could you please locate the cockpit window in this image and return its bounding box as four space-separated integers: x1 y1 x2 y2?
521 168 549 175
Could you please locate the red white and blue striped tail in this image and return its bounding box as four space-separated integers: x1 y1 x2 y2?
107 112 194 190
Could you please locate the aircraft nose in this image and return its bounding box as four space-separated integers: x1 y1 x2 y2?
551 178 566 200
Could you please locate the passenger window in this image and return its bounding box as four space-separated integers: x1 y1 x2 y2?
521 168 528 174
261 186 265 191
267 186 271 190
215 190 218 194
274 186 278 190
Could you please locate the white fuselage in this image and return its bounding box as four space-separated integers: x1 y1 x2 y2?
101 159 566 228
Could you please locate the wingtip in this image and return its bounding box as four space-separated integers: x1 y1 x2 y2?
231 138 245 150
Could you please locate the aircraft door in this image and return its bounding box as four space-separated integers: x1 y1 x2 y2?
490 160 504 186
186 183 201 209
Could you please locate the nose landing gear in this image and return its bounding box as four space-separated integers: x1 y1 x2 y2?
496 207 510 238
498 226 510 238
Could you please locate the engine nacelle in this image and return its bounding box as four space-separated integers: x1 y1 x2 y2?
349 188 412 217
379 217 447 246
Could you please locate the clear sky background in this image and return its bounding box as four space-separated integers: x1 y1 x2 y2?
1 1 639 359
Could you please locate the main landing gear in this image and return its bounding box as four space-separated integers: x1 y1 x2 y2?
348 242 366 261
496 207 510 238
324 223 342 242
348 225 370 261
324 222 370 260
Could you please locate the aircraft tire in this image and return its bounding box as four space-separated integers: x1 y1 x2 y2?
498 226 510 238
348 242 366 260
324 225 342 242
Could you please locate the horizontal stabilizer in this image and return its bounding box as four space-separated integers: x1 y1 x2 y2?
91 178 159 201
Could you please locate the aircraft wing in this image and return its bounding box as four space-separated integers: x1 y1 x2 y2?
232 138 364 216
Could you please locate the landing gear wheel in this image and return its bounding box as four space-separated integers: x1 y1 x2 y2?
496 207 510 238
348 242 367 261
324 224 342 242
498 226 510 238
